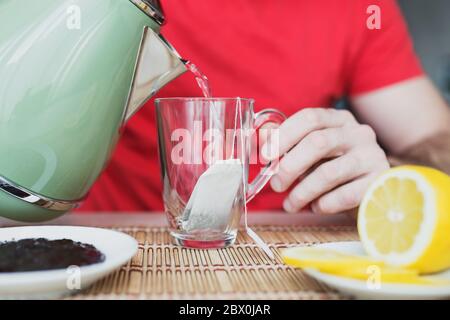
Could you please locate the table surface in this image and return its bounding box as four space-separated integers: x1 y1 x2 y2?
0 211 355 227
0 212 358 300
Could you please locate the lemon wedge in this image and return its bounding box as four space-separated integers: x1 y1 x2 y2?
358 166 450 273
331 265 417 282
282 246 384 272
281 246 416 283
332 266 445 285
328 266 450 285
282 246 450 285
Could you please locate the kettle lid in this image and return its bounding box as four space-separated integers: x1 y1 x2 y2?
131 0 165 25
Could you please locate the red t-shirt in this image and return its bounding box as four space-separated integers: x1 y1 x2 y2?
78 0 422 212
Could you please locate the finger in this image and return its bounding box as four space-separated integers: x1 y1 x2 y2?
271 127 346 192
261 108 356 161
259 123 281 163
282 149 374 212
272 125 374 192
310 174 379 215
259 123 280 146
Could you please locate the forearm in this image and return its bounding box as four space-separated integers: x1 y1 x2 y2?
387 131 450 175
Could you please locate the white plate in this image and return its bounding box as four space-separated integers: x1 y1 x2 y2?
0 226 138 299
302 241 450 300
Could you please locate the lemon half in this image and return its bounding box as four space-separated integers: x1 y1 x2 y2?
358 166 450 273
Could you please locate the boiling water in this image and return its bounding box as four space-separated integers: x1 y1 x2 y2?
185 61 212 98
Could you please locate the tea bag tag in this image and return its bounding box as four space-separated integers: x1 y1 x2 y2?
246 226 275 260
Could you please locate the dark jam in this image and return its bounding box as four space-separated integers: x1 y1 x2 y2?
0 238 105 272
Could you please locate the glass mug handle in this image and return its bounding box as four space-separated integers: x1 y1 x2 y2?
246 108 287 202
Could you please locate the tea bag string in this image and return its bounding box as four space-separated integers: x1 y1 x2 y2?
230 100 239 159
237 98 275 260
210 99 223 164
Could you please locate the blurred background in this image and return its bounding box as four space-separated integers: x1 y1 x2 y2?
399 0 450 103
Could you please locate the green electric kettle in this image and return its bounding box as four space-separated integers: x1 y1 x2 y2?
0 0 187 222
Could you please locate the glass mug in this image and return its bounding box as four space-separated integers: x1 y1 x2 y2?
155 98 286 248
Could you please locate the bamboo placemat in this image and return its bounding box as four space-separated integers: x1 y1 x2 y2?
72 225 358 300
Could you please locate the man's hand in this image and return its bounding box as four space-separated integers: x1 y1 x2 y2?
261 108 389 214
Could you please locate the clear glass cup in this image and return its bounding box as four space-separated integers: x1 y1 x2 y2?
155 98 285 248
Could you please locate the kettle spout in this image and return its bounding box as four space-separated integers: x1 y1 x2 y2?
124 27 187 121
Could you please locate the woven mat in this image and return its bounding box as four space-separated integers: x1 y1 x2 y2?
72 225 358 300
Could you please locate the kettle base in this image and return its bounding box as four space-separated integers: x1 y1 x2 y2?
0 192 66 223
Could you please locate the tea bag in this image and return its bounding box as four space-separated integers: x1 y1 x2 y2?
182 99 242 231
182 159 243 232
